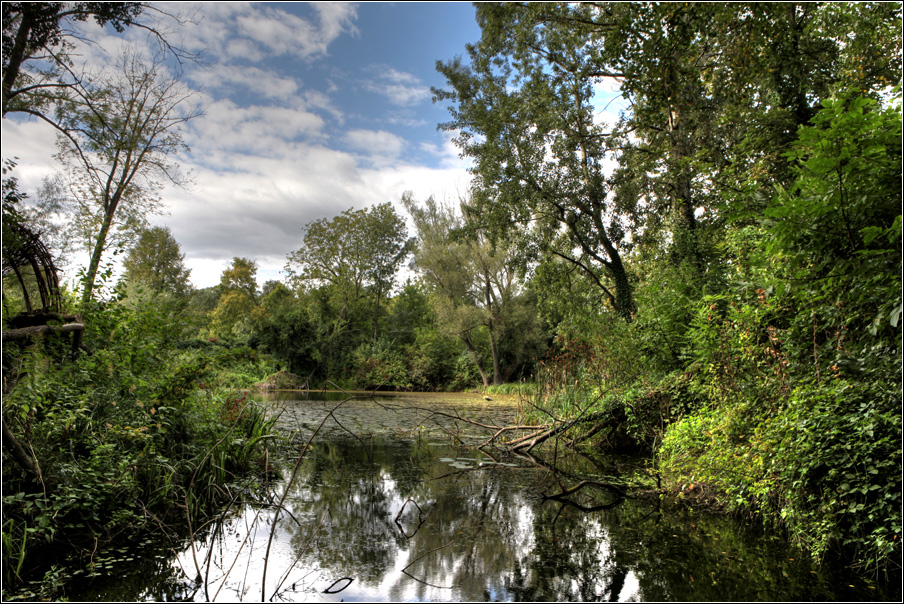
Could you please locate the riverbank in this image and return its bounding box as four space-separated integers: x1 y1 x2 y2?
43 392 904 601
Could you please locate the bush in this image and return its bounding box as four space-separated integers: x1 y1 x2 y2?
1 294 279 596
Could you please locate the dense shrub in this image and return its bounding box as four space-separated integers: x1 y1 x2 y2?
1 294 278 594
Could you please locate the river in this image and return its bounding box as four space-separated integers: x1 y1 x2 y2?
73 391 897 601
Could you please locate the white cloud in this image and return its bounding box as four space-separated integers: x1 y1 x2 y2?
187 100 327 159
184 3 358 63
155 137 470 288
1 119 62 192
2 3 478 293
190 64 301 100
344 129 405 159
365 67 431 106
591 77 627 126
420 131 470 170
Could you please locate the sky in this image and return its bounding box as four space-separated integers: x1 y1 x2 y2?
3 2 487 290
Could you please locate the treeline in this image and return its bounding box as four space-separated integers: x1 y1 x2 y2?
138 200 550 392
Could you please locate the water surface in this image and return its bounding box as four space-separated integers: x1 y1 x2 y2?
74 391 897 601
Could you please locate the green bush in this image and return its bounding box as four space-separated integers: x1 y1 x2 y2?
1 294 279 595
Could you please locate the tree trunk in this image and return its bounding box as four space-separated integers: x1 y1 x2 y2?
462 334 489 388
1 419 44 488
1 5 38 115
487 321 502 386
80 206 116 306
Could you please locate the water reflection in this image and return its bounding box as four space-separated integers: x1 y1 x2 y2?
74 394 897 602
167 437 883 602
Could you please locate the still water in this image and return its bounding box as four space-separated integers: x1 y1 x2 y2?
76 391 896 601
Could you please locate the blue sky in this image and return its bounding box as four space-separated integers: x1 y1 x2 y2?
3 2 485 289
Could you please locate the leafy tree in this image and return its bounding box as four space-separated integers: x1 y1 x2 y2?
122 225 191 296
208 257 260 341
2 2 196 121
1 159 28 257
403 193 524 386
219 256 259 300
285 202 412 338
2 2 143 116
434 3 902 322
434 5 635 321
49 49 201 305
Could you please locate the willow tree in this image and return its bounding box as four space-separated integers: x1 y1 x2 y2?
52 49 200 305
403 193 521 387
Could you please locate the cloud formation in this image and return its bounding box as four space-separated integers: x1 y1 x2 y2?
365 67 432 106
3 3 478 290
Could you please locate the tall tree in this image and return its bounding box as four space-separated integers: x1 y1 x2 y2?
403 193 520 386
121 225 191 296
208 257 260 341
2 2 142 116
284 202 412 337
434 4 636 321
50 49 200 305
434 2 902 321
2 2 195 120
219 256 258 300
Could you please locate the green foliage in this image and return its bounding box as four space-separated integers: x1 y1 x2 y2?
659 89 903 574
483 382 536 396
353 338 411 390
764 88 902 372
1 293 279 594
285 202 411 306
660 379 901 573
405 324 464 391
219 256 259 299
1 159 27 255
121 226 192 297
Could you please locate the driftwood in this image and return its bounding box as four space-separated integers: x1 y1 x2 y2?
402 403 615 454
504 410 611 453
2 322 85 341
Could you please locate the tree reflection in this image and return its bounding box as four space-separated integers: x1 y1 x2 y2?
265 438 886 602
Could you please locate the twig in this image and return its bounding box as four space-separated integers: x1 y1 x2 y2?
400 540 456 589
542 479 628 500
260 392 356 601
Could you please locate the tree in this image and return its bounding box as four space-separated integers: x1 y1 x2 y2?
208 257 260 341
403 193 522 387
50 49 200 305
434 5 636 321
2 2 141 116
284 202 412 337
2 2 195 120
121 225 191 296
219 256 258 300
434 3 902 322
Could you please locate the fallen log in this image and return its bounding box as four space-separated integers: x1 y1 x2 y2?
507 410 611 453
2 322 85 341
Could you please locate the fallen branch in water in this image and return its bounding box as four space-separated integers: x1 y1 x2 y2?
503 410 612 453
542 479 628 501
